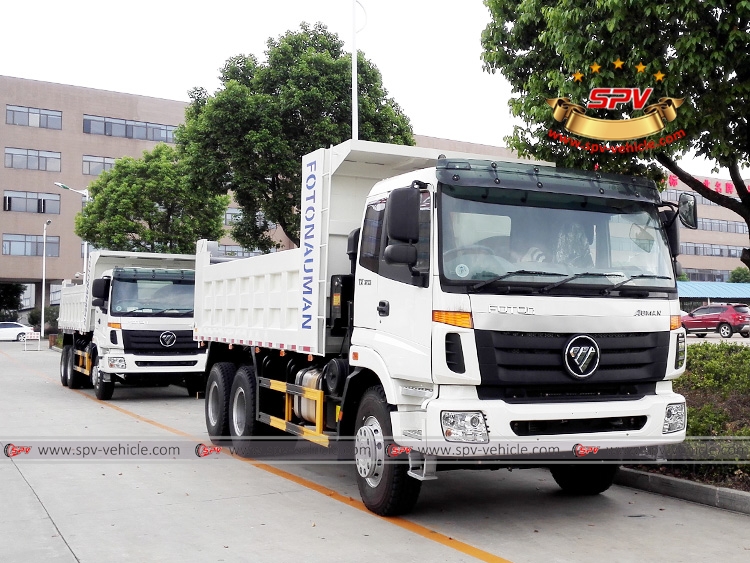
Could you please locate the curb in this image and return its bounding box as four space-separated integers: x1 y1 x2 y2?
615 467 750 515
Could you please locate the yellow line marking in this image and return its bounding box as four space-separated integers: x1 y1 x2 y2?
1 347 513 563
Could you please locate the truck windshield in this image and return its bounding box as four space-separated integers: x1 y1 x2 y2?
440 184 675 292
110 279 194 317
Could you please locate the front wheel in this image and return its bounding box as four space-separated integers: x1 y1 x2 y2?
354 385 422 516
93 363 115 401
550 464 619 495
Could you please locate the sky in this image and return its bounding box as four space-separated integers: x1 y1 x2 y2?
0 0 729 178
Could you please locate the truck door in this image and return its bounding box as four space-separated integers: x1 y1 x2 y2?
352 191 433 384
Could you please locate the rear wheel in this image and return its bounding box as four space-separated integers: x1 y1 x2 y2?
550 464 619 495
60 345 71 387
229 366 261 457
93 362 115 401
205 362 236 442
354 385 422 516
67 349 85 389
742 331 750 339
718 323 733 338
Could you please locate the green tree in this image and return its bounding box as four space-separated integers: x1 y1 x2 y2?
0 283 25 321
177 22 414 250
28 305 58 332
481 1 750 266
76 144 229 253
729 266 750 283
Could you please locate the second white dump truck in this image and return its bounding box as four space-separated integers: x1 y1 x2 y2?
58 250 207 400
194 139 697 515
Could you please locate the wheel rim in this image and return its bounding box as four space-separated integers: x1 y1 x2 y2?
232 387 246 436
355 415 385 488
92 365 99 389
207 380 220 427
720 325 731 337
19 334 25 341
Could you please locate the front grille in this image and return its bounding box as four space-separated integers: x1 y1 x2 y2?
121 330 204 356
135 360 199 367
510 416 648 436
475 330 670 387
477 382 656 403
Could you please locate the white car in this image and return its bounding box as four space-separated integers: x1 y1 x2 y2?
0 322 35 341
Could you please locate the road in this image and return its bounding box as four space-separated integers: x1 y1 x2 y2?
1 341 749 563
686 331 750 345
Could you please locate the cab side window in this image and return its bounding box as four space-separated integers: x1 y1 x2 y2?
359 199 386 274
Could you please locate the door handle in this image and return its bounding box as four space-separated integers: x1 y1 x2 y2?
377 300 390 316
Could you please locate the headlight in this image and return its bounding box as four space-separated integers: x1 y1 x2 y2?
441 411 489 443
108 357 126 370
675 333 686 369
663 403 686 434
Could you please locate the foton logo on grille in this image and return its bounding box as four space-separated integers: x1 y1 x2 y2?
563 335 600 379
159 331 177 347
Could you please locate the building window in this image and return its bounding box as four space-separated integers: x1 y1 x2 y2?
225 208 241 226
4 148 61 172
83 115 177 143
3 191 60 214
218 245 264 258
2 234 60 257
6 105 62 130
82 155 116 176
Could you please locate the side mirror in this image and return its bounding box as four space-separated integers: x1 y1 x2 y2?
92 297 105 309
92 278 109 300
385 187 420 243
678 192 697 229
384 244 417 266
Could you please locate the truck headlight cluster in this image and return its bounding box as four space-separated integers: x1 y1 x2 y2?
675 333 686 369
663 403 686 434
441 411 489 443
108 357 126 370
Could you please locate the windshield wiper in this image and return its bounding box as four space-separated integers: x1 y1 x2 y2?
602 274 673 294
540 272 624 293
117 307 193 316
471 270 566 291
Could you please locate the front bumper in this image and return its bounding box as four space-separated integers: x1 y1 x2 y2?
391 385 685 459
100 352 207 376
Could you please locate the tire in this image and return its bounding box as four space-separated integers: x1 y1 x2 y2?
93 362 115 400
742 331 750 339
718 323 733 338
696 333 707 338
550 464 619 495
60 345 71 387
354 385 422 516
205 362 236 442
67 348 85 390
17 333 27 342
229 365 261 457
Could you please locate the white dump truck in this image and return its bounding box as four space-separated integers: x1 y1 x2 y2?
58 250 207 400
194 139 697 515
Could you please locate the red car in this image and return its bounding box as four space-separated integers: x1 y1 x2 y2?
681 303 750 338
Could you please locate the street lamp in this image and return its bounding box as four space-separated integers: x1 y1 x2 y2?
54 182 91 288
41 219 52 339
